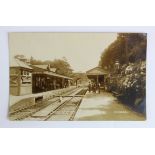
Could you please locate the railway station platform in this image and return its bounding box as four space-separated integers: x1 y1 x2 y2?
74 91 145 121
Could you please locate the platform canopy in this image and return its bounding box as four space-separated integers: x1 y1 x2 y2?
33 65 57 72
32 65 72 80
43 71 72 80
86 67 108 76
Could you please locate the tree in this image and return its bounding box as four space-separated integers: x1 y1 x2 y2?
49 58 73 76
99 33 147 70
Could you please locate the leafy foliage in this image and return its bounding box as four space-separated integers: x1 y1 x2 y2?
99 33 147 70
30 56 73 76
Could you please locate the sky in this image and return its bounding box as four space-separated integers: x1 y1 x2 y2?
9 32 117 72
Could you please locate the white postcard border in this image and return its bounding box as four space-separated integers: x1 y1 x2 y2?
0 26 154 128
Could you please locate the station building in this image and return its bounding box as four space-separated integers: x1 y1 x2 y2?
10 58 72 96
86 66 108 87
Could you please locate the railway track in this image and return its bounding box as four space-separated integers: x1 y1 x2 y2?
9 87 87 121
9 97 59 120
9 87 79 120
45 89 88 121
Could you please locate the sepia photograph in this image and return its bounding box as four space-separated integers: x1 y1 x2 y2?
9 32 146 121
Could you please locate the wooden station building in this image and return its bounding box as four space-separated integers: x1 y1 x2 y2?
86 67 108 87
10 58 72 96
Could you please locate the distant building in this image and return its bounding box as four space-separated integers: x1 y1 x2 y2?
86 66 108 87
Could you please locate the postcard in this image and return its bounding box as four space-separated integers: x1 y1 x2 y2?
8 32 146 121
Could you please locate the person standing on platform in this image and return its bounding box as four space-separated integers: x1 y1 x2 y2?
88 82 92 93
98 82 101 94
93 82 97 93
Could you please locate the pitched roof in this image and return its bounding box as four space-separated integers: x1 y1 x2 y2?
32 65 72 80
33 65 57 72
43 71 72 80
10 57 32 69
86 67 108 75
33 65 48 70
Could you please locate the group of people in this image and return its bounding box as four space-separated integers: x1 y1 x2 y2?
88 81 101 93
105 61 146 106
